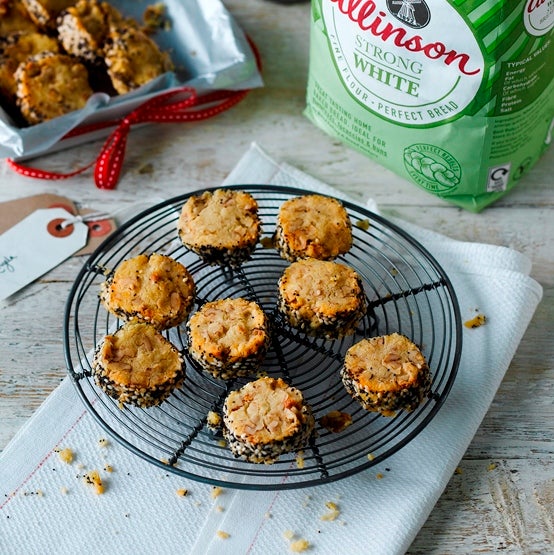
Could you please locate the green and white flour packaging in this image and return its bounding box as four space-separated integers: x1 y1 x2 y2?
305 0 554 212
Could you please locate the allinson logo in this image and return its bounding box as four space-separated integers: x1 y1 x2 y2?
403 144 461 193
386 0 430 29
523 0 554 36
322 0 485 125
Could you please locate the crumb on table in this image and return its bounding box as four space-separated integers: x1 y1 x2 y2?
211 486 223 499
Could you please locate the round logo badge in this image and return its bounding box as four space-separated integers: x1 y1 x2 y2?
403 144 461 192
386 0 431 29
524 0 554 36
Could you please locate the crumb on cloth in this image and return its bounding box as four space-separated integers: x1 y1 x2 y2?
216 530 230 540
56 447 74 464
464 313 486 328
83 470 105 495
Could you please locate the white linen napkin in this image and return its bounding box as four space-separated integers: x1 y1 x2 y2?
0 143 543 555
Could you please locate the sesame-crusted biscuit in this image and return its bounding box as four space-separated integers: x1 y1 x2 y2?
92 321 185 408
100 253 196 330
177 189 261 267
274 194 353 261
187 298 270 380
103 24 173 94
14 51 92 124
341 333 432 416
277 258 367 339
56 0 132 64
21 0 75 29
0 31 59 101
222 377 315 464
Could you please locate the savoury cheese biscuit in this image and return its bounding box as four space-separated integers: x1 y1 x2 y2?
187 298 270 380
0 0 39 37
274 194 353 261
100 253 196 330
277 258 366 339
103 24 173 94
341 333 432 416
14 51 92 124
177 189 261 267
92 321 185 408
0 31 59 101
222 377 315 464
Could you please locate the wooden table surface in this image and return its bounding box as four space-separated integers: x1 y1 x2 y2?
0 0 552 552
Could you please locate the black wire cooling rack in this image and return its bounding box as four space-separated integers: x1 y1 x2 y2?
63 184 462 490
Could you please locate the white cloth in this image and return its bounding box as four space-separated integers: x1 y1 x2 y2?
0 143 543 555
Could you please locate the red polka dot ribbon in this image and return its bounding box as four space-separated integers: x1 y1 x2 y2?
6 86 250 190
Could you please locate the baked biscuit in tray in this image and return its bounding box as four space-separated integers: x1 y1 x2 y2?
57 0 128 64
0 0 39 37
22 0 75 29
14 51 93 124
103 24 173 95
0 31 59 102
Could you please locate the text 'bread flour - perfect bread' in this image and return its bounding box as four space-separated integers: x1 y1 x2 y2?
305 0 554 211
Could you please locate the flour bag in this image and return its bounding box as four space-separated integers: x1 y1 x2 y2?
305 0 554 212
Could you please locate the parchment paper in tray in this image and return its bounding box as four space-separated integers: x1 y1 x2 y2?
0 0 263 160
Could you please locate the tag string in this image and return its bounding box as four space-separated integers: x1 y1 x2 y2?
6 86 249 190
60 210 111 229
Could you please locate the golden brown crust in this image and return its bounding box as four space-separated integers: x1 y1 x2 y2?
92 321 184 408
341 333 432 415
22 0 75 29
224 377 312 444
100 253 196 330
277 258 366 338
345 333 426 391
1 0 174 122
103 24 173 94
0 0 39 37
15 51 92 124
274 194 352 261
177 189 261 266
187 298 269 373
56 0 127 63
0 31 59 101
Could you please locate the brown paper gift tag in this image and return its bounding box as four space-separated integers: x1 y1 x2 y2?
0 193 116 255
